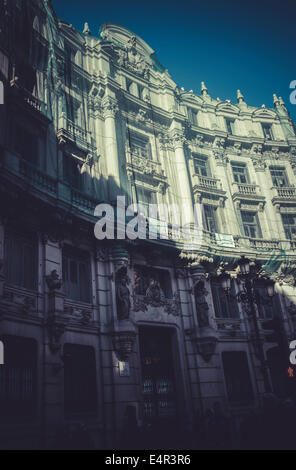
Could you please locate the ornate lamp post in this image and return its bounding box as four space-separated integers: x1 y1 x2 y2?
220 256 275 393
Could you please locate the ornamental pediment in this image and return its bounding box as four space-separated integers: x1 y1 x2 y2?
100 23 158 77
216 102 239 114
252 107 276 119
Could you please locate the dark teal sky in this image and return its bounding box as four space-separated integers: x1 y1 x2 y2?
52 0 296 121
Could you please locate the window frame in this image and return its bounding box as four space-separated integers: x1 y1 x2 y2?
231 162 249 184
62 246 92 303
281 213 296 240
211 280 239 319
225 118 235 135
222 351 254 404
262 122 274 140
4 229 38 291
240 211 262 239
203 204 218 233
193 154 210 177
128 131 152 160
270 166 289 188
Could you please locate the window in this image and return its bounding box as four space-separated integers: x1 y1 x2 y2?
222 352 254 403
136 186 157 215
241 211 261 238
225 118 235 135
262 123 273 140
193 155 210 177
63 153 83 190
127 80 139 98
282 214 296 240
14 124 39 167
0 336 37 421
270 167 289 187
62 246 91 302
64 344 97 415
203 205 218 232
255 286 282 319
4 230 38 290
231 162 249 184
211 280 239 318
188 108 198 126
129 132 151 159
134 265 172 299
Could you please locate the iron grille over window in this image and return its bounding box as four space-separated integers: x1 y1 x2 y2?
64 343 97 415
4 230 38 291
222 351 254 403
0 336 37 421
62 246 91 302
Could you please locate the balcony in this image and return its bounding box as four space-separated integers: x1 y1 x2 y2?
232 182 265 207
234 235 296 253
71 188 98 214
10 79 49 123
216 318 246 338
192 174 226 204
57 117 94 153
126 151 166 182
20 160 57 195
271 186 296 206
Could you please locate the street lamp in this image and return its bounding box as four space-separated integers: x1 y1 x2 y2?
219 255 274 393
265 279 275 298
220 271 231 293
237 256 251 275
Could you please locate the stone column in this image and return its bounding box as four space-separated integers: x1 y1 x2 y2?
170 125 194 227
102 95 121 201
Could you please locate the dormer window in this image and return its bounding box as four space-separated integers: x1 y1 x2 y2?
262 123 273 140
225 118 235 135
188 108 198 126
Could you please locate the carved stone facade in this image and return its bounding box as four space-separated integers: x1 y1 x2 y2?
0 0 296 450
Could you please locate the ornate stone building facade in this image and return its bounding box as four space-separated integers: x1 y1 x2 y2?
1 0 296 449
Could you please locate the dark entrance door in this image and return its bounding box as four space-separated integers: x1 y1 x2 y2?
139 327 177 425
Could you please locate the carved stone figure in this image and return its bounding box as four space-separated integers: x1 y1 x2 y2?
194 281 210 328
146 278 165 303
46 270 62 291
116 270 131 320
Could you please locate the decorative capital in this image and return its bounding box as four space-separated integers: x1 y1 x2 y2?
195 336 217 362
112 332 136 361
102 97 119 119
170 131 186 150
